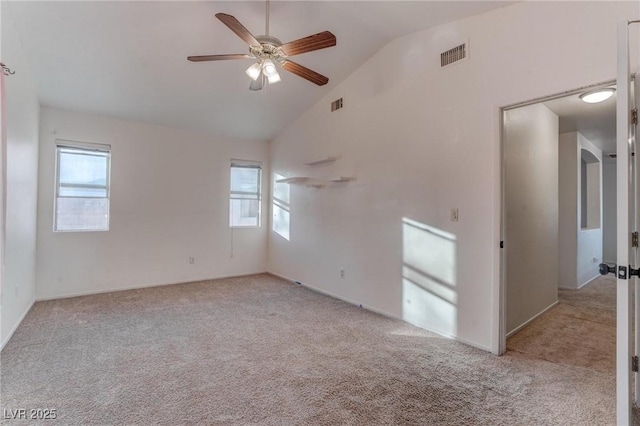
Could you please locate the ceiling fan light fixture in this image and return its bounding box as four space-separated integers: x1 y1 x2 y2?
579 88 615 104
249 76 264 91
267 70 281 84
187 8 336 91
245 62 262 81
262 59 278 77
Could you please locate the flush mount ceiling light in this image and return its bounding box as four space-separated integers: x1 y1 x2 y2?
579 88 616 104
187 0 336 91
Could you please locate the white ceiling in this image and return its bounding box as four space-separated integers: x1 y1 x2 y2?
6 1 516 141
543 86 617 158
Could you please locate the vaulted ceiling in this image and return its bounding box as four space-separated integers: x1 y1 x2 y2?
6 1 516 141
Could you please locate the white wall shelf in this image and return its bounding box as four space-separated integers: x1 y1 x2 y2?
328 176 355 183
276 177 308 184
304 156 337 166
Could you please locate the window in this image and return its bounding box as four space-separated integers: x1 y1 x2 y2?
230 160 261 227
55 141 111 231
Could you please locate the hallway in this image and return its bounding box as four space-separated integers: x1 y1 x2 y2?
507 275 615 373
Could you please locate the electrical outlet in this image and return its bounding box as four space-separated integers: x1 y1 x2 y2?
340 269 345 279
189 256 195 265
450 208 459 222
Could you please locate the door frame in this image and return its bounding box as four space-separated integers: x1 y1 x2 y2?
615 19 639 425
498 78 621 355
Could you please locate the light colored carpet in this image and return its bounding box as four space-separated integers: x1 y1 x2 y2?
507 275 616 373
0 274 618 425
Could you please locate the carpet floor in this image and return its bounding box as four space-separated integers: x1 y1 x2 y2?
507 275 616 373
0 274 620 425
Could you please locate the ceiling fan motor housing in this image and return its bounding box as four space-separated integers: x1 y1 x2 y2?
251 35 285 63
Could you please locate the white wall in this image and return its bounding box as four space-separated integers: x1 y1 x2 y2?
577 135 603 287
36 107 269 299
559 132 603 290
268 1 638 353
602 162 617 263
1 8 40 348
558 133 578 290
577 228 602 286
504 104 559 335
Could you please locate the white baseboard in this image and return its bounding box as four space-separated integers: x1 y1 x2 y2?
578 273 600 289
559 273 602 291
402 316 493 352
36 271 268 301
267 271 493 354
267 270 381 311
507 300 559 338
1 299 35 351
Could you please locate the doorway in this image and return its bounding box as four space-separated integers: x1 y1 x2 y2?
500 81 619 367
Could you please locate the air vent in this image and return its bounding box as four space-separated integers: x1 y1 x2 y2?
441 43 467 67
331 98 343 112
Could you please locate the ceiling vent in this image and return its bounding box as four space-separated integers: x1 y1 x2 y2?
331 98 343 112
441 43 467 67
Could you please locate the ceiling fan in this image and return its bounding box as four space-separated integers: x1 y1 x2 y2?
187 1 336 91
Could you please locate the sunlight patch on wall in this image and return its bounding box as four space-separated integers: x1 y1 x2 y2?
402 217 457 337
272 174 290 241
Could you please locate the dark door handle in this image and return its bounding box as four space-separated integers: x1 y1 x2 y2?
599 263 616 276
600 263 640 278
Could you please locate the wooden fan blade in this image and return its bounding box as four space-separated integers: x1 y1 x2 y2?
280 31 336 57
188 54 252 62
215 13 261 48
282 60 329 86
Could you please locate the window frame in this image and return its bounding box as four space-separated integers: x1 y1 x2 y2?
229 159 262 228
54 140 112 232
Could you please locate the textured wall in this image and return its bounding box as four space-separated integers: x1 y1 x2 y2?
36 107 269 299
1 8 40 348
505 104 559 334
268 1 638 353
